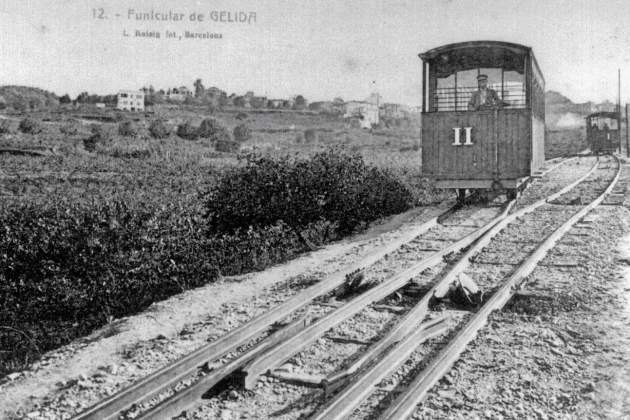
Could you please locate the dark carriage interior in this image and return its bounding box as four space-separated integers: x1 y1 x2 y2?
586 112 620 153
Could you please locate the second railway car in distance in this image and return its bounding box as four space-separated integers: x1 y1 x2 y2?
419 41 545 200
586 111 620 154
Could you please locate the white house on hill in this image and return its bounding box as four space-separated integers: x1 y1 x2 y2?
344 101 379 129
117 90 145 111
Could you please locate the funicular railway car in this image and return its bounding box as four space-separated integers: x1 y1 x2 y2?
586 111 620 154
419 41 545 200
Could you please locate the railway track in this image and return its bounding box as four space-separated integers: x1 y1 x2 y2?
73 195 503 420
70 155 617 420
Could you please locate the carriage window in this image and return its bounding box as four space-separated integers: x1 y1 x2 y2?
591 117 618 130
434 74 455 111
502 70 526 108
431 67 525 112
455 69 478 111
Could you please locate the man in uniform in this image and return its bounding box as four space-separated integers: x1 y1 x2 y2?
468 74 501 110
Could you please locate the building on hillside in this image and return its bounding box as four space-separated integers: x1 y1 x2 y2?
166 86 193 102
380 103 410 119
242 95 267 108
180 86 192 96
116 90 145 111
166 92 184 102
206 86 226 97
344 100 379 128
95 102 106 109
366 92 382 106
268 99 285 109
308 101 335 113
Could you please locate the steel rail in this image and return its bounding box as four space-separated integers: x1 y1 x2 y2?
311 157 598 419
72 205 453 420
537 156 575 178
319 200 513 395
382 156 620 420
241 204 513 389
137 312 316 420
313 316 451 420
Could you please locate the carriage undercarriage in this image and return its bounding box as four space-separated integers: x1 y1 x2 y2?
436 177 531 203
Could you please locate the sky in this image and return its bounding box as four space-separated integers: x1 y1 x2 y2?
1 0 630 106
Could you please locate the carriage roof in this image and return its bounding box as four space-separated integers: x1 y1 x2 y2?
419 41 531 59
586 111 619 120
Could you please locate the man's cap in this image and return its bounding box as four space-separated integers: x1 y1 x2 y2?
477 74 488 81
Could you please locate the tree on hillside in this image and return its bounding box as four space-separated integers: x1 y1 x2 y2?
250 96 265 109
102 94 117 105
88 94 103 104
13 98 28 112
194 79 205 98
218 92 228 107
294 95 306 109
59 94 71 104
143 85 159 106
76 92 90 103
233 96 246 108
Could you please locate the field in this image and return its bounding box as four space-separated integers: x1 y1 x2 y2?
0 105 586 377
0 106 435 376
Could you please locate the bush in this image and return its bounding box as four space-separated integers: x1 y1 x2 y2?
203 149 414 236
110 146 152 159
59 119 79 136
304 128 318 143
83 134 99 152
176 121 199 140
0 198 216 373
149 119 170 139
197 118 231 144
18 117 42 134
235 112 248 120
118 120 138 137
233 123 252 142
83 125 109 152
90 124 106 136
215 138 240 153
0 195 332 375
0 119 13 134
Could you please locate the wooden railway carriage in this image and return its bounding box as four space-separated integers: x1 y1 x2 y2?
586 111 620 154
419 41 545 199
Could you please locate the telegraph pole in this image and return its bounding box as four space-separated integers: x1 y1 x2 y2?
626 103 629 158
619 69 622 154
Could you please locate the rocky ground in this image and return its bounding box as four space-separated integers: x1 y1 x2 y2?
409 160 630 420
2 158 630 420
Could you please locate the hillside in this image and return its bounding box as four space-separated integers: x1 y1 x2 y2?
545 90 615 129
0 85 59 112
